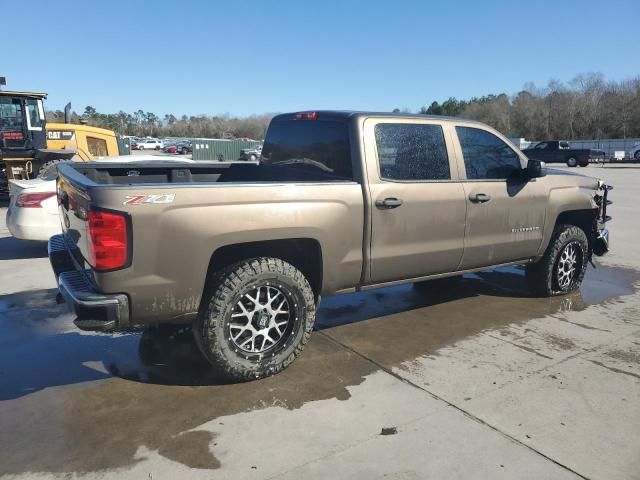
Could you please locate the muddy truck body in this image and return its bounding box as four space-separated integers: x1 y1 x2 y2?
49 111 612 381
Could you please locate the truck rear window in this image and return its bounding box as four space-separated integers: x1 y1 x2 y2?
261 120 352 180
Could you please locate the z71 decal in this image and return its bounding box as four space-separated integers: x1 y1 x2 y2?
124 194 175 205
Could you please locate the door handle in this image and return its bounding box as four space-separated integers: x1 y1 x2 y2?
375 197 403 209
469 193 491 203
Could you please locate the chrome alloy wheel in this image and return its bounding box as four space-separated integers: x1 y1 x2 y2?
557 241 580 289
229 285 292 354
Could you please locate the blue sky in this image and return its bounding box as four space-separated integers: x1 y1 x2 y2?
3 0 638 117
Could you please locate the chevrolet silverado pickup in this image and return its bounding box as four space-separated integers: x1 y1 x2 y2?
523 140 606 167
49 111 612 381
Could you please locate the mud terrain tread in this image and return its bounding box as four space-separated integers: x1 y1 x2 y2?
194 257 315 382
525 224 589 297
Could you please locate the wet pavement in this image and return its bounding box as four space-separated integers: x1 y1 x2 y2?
1 165 639 480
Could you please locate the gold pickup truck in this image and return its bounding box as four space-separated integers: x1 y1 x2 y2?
49 111 611 381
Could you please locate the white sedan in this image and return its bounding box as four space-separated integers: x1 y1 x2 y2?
6 156 194 242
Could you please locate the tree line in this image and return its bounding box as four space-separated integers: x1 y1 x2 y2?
46 72 640 141
408 73 640 140
46 107 274 140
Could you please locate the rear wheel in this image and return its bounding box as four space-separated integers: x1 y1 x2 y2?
525 224 589 297
194 258 316 382
566 157 578 167
634 150 640 161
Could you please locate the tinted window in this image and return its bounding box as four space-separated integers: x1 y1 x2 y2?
261 119 352 180
375 123 450 180
456 127 522 180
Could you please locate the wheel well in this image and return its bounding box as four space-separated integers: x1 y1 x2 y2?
555 209 596 235
204 238 323 299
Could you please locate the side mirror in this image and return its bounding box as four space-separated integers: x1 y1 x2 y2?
526 159 546 178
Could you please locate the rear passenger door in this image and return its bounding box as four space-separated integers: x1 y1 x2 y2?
364 119 467 283
453 125 546 269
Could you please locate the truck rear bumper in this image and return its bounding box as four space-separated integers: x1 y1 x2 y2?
48 234 129 332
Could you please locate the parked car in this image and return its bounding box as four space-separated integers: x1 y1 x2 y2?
136 139 163 150
6 177 59 241
522 141 606 167
6 156 195 241
49 111 611 382
162 143 177 153
239 145 262 161
176 141 192 154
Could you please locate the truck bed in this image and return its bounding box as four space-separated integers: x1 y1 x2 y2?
55 160 365 327
65 161 355 186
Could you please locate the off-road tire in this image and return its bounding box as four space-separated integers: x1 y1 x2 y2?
525 224 589 297
194 257 316 382
37 159 63 177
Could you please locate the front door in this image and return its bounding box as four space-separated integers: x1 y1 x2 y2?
453 125 546 269
364 118 467 283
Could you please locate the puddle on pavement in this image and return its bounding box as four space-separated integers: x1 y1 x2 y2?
0 330 375 474
319 263 640 367
0 262 637 475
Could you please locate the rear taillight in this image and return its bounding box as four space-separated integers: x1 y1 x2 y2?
87 210 129 271
16 192 56 208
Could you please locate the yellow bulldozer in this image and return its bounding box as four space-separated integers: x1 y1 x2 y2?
0 81 125 188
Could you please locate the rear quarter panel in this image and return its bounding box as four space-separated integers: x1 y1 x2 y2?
91 183 364 325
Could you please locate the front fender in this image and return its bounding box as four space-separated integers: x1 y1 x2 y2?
537 186 597 257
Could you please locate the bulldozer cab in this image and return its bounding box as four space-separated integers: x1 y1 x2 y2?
0 91 47 156
0 87 124 184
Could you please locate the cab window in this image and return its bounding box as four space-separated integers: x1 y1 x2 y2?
87 136 108 157
456 127 522 180
25 99 44 130
374 123 450 181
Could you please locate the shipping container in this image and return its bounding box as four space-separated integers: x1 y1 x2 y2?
191 139 262 161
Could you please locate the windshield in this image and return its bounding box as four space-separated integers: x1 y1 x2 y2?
0 97 24 132
0 97 26 147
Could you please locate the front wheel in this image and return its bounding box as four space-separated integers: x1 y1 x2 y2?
634 150 640 161
566 157 578 167
194 258 316 382
525 224 589 297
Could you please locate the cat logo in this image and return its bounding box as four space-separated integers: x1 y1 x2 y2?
123 194 175 205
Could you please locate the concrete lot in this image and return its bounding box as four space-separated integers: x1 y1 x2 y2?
0 165 639 480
